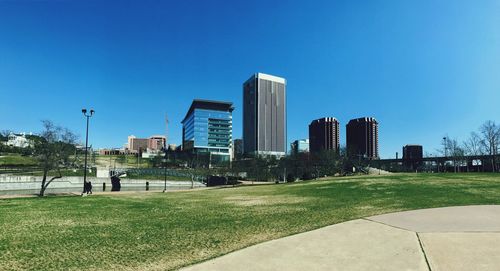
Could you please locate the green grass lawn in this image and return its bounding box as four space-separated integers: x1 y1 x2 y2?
1 173 500 270
0 154 37 166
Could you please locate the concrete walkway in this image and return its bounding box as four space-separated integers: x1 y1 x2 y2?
181 205 500 271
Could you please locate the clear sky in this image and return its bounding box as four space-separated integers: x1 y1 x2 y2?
1 0 499 158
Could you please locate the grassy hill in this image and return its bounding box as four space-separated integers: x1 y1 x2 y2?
0 154 37 166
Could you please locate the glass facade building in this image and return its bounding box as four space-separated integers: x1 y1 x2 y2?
182 100 234 162
290 139 310 154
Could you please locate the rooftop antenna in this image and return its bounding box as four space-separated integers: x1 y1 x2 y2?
165 113 169 149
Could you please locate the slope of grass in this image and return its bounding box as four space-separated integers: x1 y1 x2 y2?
1 173 500 270
94 155 150 168
0 154 37 166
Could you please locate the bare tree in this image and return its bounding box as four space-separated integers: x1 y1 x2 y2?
463 132 484 156
438 136 466 172
33 120 78 196
479 121 500 172
0 130 12 141
463 132 484 171
444 138 464 172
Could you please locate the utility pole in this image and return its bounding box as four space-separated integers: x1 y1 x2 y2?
163 113 169 193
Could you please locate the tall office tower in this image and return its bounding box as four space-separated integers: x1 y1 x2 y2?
346 117 379 159
309 117 340 153
181 99 234 162
243 73 286 156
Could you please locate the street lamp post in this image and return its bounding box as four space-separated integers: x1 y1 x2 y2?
82 109 94 194
443 137 447 173
443 137 448 157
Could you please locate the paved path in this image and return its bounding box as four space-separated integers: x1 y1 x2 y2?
181 205 500 271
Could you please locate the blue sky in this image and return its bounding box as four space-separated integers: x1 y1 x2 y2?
0 0 499 158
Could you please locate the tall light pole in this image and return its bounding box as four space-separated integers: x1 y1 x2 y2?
443 136 447 173
82 109 94 194
443 137 448 157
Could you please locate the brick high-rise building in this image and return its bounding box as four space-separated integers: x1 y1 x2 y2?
127 135 165 153
309 117 340 153
148 135 166 151
346 117 379 159
127 135 148 153
403 144 423 170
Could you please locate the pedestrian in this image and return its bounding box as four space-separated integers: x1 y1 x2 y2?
88 181 93 194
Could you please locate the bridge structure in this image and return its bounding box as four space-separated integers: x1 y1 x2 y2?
370 154 500 173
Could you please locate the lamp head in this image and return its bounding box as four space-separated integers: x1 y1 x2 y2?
82 109 87 114
90 109 95 116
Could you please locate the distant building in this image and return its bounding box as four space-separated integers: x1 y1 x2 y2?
233 139 243 158
142 151 163 159
127 135 148 153
98 148 134 155
167 144 177 151
181 99 234 163
309 117 340 153
99 149 122 155
148 135 166 151
243 73 286 157
290 139 309 154
126 135 166 153
5 133 33 148
346 117 379 159
403 145 423 170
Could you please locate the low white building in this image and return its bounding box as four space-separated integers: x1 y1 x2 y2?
5 133 33 148
141 150 163 159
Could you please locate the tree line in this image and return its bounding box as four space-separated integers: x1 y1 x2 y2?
439 120 500 172
2 119 498 196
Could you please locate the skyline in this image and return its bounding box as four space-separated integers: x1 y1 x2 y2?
1 0 500 158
